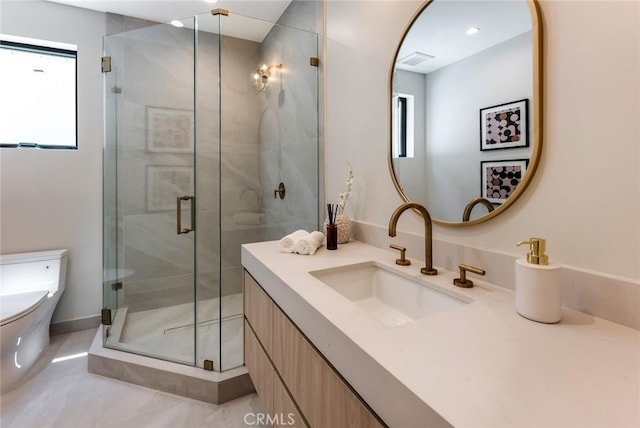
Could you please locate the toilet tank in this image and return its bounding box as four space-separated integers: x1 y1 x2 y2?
0 249 68 296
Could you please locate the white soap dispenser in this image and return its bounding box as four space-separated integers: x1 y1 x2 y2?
515 238 561 323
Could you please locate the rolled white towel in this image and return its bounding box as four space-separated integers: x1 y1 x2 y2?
293 231 325 255
278 229 308 253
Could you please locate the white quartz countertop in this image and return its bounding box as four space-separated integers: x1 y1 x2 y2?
241 240 640 428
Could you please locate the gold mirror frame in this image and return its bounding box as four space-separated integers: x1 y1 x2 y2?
388 0 543 227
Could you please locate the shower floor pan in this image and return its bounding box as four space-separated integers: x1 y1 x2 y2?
88 293 253 404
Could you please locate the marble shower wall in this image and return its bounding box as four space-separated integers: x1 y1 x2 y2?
105 4 321 315
114 23 198 313
259 1 321 241
217 33 264 304
106 22 262 313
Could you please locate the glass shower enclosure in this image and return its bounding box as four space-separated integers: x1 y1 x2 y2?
103 8 320 372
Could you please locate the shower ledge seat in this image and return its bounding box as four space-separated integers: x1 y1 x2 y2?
241 240 640 428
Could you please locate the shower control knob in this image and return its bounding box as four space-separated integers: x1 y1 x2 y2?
274 182 286 200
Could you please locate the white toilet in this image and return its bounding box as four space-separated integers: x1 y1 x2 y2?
0 249 68 393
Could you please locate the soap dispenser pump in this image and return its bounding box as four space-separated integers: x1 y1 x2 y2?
515 238 561 323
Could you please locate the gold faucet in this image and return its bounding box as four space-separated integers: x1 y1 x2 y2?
388 202 437 275
462 197 495 222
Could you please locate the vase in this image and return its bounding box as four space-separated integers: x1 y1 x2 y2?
324 215 351 244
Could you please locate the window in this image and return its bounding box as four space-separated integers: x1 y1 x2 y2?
0 35 77 149
392 93 414 159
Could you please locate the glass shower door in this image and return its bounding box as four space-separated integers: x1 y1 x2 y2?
103 7 320 373
103 19 199 365
193 12 223 371
194 10 320 371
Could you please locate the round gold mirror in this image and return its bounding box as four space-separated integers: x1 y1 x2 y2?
388 0 542 226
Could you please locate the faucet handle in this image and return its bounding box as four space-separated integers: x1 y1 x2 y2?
389 244 411 266
453 263 486 288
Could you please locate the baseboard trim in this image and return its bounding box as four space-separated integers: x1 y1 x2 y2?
50 315 101 336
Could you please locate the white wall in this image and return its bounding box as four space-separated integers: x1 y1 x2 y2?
326 0 640 281
0 1 105 323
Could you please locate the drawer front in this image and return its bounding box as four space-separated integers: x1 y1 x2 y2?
272 306 320 425
244 271 273 355
316 356 384 428
244 271 386 428
273 373 309 428
244 320 274 415
272 306 384 428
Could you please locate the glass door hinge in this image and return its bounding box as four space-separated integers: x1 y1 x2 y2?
102 56 112 73
101 308 112 325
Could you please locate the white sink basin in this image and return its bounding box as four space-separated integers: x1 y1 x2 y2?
310 262 470 327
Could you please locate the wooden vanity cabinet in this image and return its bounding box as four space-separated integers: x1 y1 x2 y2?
243 270 385 428
244 320 274 414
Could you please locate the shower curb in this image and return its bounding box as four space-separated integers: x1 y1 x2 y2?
87 327 255 404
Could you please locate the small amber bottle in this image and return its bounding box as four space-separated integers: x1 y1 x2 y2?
326 224 338 250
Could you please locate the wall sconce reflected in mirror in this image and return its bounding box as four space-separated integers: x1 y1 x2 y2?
253 63 282 93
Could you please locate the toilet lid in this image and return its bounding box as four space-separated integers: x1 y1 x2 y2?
0 290 48 326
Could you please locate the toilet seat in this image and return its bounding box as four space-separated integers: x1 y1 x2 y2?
0 290 48 326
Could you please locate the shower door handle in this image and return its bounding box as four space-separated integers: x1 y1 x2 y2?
177 196 196 235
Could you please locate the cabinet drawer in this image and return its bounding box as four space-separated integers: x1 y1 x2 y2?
244 320 274 415
316 356 384 428
273 306 384 428
244 270 386 427
244 271 273 355
272 306 320 424
273 373 309 428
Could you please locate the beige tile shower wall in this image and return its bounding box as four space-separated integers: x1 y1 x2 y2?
113 24 197 311
260 1 321 240
325 0 640 281
219 35 264 298
117 26 263 311
220 36 262 216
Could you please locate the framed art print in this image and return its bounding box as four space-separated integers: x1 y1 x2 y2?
481 159 529 204
480 99 528 151
146 107 194 153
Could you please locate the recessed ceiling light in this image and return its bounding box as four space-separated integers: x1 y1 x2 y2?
204 0 218 3
171 20 185 28
466 27 480 36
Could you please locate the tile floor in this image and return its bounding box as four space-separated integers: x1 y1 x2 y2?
0 328 265 428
